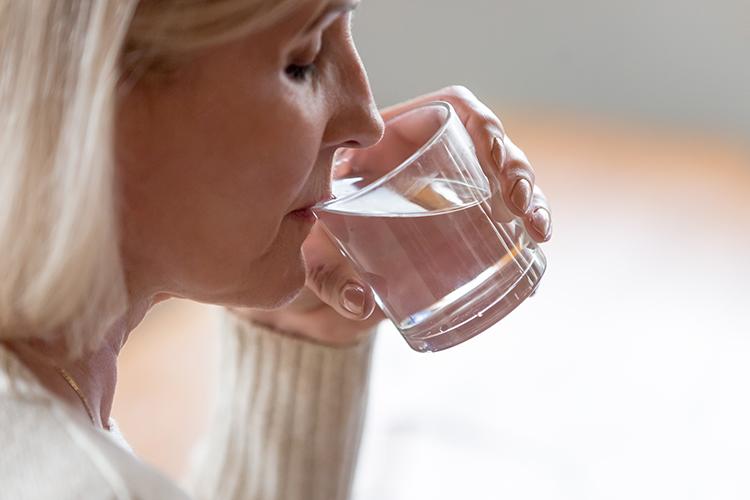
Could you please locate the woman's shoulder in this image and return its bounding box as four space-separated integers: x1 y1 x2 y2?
0 345 189 500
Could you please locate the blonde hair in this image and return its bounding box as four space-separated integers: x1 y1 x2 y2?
0 0 302 357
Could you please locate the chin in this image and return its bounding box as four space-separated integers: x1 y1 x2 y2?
264 280 306 309
247 252 307 310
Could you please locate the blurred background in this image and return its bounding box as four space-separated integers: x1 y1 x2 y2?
113 1 750 499
357 0 750 144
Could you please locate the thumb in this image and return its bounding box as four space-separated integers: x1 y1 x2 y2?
302 223 376 320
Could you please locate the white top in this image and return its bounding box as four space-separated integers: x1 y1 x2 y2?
0 312 375 500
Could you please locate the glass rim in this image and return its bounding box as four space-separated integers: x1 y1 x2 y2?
313 100 455 213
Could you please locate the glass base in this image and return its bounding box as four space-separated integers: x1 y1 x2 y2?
399 245 547 353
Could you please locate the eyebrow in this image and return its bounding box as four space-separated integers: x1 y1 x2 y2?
303 1 360 34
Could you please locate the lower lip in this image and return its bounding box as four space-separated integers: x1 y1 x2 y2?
288 207 316 223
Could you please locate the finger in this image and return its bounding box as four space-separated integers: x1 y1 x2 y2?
429 89 538 221
499 136 536 217
393 87 517 221
380 85 504 137
487 189 515 223
302 223 376 320
523 186 552 243
380 86 545 229
380 86 505 181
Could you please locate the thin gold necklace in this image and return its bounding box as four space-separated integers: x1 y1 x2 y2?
2 341 100 428
54 366 98 427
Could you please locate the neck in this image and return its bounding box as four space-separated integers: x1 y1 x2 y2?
4 297 154 429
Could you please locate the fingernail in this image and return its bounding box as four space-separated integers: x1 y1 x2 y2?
491 136 505 169
510 179 532 213
341 281 366 316
530 207 551 239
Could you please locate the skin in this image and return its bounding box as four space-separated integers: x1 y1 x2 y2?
4 0 552 429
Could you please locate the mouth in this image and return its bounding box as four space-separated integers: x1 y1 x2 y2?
292 186 333 213
287 152 339 222
287 206 316 223
288 191 334 222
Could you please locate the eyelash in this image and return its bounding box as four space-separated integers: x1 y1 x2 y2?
285 62 317 82
286 10 349 84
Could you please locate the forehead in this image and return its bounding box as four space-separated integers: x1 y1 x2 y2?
281 0 359 35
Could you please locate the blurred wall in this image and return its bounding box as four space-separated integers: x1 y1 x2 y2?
354 0 750 143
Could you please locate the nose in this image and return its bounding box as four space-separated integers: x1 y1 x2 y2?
322 49 385 150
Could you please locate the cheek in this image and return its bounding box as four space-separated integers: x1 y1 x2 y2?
115 47 327 302
126 95 317 229
251 115 322 201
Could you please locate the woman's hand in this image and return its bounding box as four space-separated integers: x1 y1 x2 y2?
234 86 552 347
231 222 383 348
380 86 552 242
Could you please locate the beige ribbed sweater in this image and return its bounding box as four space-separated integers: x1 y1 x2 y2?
0 312 375 500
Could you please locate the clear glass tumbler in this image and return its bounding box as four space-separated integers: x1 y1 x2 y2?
313 101 546 352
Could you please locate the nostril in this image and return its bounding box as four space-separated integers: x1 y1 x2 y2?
322 99 385 150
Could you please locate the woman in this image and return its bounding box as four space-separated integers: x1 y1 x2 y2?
0 0 552 498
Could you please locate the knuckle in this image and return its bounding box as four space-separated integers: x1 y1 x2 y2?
505 138 528 161
441 84 475 102
440 86 504 136
532 191 550 210
504 157 536 180
504 145 534 173
481 115 505 139
306 262 342 297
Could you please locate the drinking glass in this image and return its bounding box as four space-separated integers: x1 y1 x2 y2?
313 101 546 352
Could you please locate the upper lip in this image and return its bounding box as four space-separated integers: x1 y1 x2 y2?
292 155 337 212
293 191 334 212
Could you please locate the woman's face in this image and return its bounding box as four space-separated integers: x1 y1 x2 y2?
116 0 383 308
